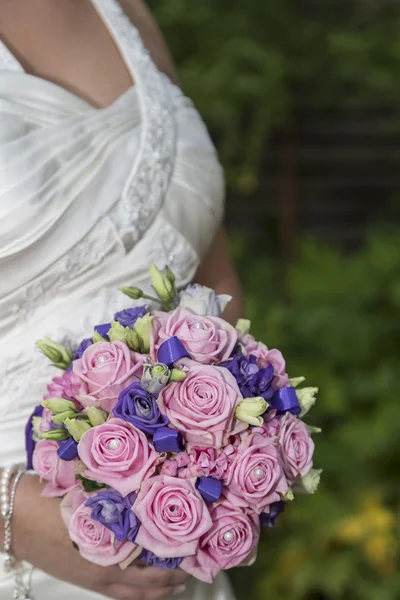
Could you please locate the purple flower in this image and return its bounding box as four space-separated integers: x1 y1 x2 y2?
94 323 111 341
114 306 148 328
72 338 93 361
85 490 140 543
113 382 169 435
260 501 286 528
220 354 274 401
139 549 182 570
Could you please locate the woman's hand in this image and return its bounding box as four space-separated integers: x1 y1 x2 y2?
10 473 189 599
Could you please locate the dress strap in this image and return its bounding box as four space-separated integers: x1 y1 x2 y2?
90 0 176 248
0 41 24 72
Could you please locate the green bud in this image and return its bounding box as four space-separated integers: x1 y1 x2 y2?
125 328 141 351
149 263 176 304
134 313 154 353
42 398 78 414
235 319 251 337
86 407 108 427
280 488 295 502
164 266 176 285
65 418 92 442
32 417 43 439
36 337 73 370
93 330 107 343
307 425 322 435
119 286 144 300
293 469 322 494
235 397 268 427
289 376 306 388
39 428 70 441
51 410 77 426
296 387 318 417
108 321 126 343
169 368 187 383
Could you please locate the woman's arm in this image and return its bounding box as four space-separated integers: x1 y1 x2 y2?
0 469 188 600
195 228 244 325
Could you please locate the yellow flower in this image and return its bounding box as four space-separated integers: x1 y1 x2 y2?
363 534 397 575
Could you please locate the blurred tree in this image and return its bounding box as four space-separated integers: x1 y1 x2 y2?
149 0 400 194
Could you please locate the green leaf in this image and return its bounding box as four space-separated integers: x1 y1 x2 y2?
75 475 108 493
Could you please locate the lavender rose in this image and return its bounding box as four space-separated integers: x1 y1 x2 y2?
113 382 168 435
86 489 140 543
220 354 274 401
114 306 148 329
139 549 182 570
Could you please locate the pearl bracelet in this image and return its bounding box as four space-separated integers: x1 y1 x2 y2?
1 465 34 600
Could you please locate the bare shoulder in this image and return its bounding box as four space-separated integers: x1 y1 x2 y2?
119 0 179 85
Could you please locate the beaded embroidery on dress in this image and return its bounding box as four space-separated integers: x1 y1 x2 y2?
0 0 231 598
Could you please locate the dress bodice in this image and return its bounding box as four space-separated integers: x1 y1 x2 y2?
0 0 225 432
0 4 236 598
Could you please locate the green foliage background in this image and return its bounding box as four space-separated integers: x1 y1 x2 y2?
149 0 400 191
147 1 400 598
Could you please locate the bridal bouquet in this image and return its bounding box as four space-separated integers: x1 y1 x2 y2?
26 265 321 583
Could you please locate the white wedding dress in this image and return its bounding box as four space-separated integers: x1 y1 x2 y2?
0 0 235 598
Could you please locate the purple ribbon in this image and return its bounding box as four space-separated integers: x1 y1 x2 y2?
94 323 111 341
57 438 79 461
157 337 190 367
196 477 223 503
25 405 44 470
153 427 184 453
271 387 301 415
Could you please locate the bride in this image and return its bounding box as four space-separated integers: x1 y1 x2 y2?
0 1 243 599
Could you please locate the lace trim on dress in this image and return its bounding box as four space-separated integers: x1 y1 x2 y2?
91 0 176 248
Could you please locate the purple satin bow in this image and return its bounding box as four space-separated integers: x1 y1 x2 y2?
157 337 190 367
271 387 301 415
153 427 184 453
57 438 79 461
196 477 223 503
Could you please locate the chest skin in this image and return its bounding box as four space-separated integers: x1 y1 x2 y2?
0 0 135 108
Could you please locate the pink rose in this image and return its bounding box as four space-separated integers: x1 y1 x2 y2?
151 308 238 365
73 341 144 412
44 370 82 406
133 475 213 558
224 432 288 513
33 440 78 497
279 413 314 483
181 500 260 583
157 362 247 448
60 488 139 567
241 335 289 390
78 418 159 496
